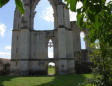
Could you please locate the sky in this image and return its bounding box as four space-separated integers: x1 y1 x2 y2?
0 0 93 59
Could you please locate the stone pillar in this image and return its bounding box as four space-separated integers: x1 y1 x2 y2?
56 3 75 74
11 29 30 75
20 0 31 29
13 8 21 30
71 22 81 62
65 30 75 73
57 28 68 74
64 7 71 29
57 4 64 26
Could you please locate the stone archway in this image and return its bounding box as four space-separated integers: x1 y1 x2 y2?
47 62 56 75
31 0 58 30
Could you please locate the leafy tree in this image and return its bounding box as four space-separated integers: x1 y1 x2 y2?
65 0 112 86
0 0 24 14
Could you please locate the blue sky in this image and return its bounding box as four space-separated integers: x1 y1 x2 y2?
0 0 87 59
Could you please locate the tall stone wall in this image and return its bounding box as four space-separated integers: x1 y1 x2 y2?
11 0 90 76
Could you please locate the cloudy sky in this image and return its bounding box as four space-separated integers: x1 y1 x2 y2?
0 0 91 59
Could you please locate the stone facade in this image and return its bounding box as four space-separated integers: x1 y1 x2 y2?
11 0 90 75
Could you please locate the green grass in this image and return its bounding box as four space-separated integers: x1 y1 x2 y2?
0 74 94 86
48 67 55 75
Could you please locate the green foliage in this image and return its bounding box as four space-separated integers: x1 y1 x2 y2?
0 0 9 7
15 0 24 14
65 0 112 86
48 66 55 75
69 0 77 11
0 0 24 14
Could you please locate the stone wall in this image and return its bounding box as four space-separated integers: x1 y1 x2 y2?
10 0 91 76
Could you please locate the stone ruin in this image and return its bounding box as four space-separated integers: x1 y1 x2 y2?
0 58 10 75
10 0 91 75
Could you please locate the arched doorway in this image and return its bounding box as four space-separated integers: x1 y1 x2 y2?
47 39 56 75
48 62 56 75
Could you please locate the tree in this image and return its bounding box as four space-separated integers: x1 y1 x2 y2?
64 0 112 86
0 0 24 14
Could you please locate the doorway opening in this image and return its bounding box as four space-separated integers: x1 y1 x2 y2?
48 62 56 75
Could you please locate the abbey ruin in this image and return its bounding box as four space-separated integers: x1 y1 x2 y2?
10 0 90 75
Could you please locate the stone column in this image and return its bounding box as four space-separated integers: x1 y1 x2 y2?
57 28 68 74
71 22 81 62
11 29 30 75
64 7 71 29
20 0 31 29
57 4 64 27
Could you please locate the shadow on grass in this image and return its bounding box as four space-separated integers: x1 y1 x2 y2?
0 76 16 86
35 74 87 86
0 74 89 86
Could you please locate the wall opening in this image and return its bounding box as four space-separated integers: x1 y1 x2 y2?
48 62 55 75
34 0 54 30
80 32 86 49
48 39 54 58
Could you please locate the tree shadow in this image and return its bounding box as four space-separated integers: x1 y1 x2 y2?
35 74 88 86
0 76 17 86
0 74 89 86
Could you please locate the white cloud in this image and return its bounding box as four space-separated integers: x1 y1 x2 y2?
0 52 10 56
42 6 54 22
5 46 11 51
42 2 82 22
0 24 6 37
0 46 11 59
0 51 11 59
42 6 77 22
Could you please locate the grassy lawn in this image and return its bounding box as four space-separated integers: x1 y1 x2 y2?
48 67 55 75
0 74 94 86
0 67 94 86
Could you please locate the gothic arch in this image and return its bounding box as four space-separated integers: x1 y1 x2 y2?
32 0 56 11
31 0 58 30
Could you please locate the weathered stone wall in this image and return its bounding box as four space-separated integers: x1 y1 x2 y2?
11 0 90 76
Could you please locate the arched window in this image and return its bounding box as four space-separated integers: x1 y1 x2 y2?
80 31 86 49
48 39 54 58
34 0 54 30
